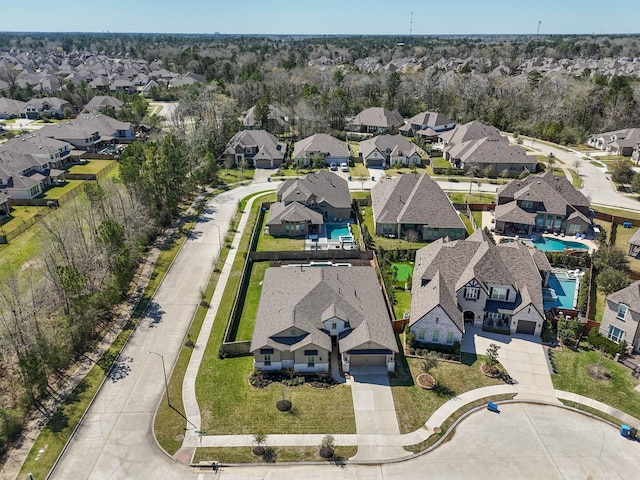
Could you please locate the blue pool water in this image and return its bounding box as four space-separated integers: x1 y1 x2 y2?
326 224 350 240
526 237 589 252
543 272 578 311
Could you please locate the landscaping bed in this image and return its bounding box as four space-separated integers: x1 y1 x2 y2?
249 371 337 389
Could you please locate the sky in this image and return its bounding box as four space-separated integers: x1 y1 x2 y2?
0 0 639 36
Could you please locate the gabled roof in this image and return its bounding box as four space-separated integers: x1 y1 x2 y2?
0 97 27 116
84 95 124 111
242 104 287 128
409 271 462 332
292 133 349 160
628 229 640 247
494 201 537 225
277 170 350 209
1 134 71 159
351 107 403 128
26 97 69 111
359 134 419 159
224 129 284 160
407 111 454 129
371 173 465 229
439 120 500 146
606 280 640 313
447 136 534 167
250 266 397 354
266 201 324 226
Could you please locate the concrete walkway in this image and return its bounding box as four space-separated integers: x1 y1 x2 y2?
347 367 410 461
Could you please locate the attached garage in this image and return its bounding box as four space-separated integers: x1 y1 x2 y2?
516 320 537 335
364 157 384 168
348 349 389 367
255 158 282 169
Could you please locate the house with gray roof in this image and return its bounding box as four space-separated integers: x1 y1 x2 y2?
84 95 124 113
241 104 289 133
445 136 537 176
359 134 421 168
627 229 640 258
495 171 591 236
371 173 466 241
38 122 101 152
347 107 404 135
438 120 500 150
266 201 324 237
0 190 10 216
223 129 285 168
599 281 640 353
401 111 455 138
588 128 640 156
23 97 71 119
1 134 72 169
0 97 27 119
410 229 548 342
275 170 351 222
291 133 349 167
0 151 50 199
250 266 398 373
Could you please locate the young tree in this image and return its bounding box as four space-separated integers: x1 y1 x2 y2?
485 343 501 367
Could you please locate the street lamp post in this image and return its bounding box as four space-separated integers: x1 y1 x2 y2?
212 223 222 251
148 351 170 407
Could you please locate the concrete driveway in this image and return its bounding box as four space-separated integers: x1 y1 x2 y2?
347 366 409 461
462 326 559 403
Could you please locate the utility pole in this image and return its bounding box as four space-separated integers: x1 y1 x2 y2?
537 21 542 35
410 12 414 39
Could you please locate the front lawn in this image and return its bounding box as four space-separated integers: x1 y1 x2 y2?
448 192 496 204
391 352 503 434
430 157 450 169
384 165 430 177
552 345 640 420
350 162 369 177
234 261 269 342
218 169 255 184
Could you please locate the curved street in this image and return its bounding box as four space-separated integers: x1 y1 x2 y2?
46 175 640 480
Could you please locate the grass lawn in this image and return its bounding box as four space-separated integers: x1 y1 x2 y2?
42 180 83 200
0 205 46 235
0 218 44 270
593 206 640 221
384 165 429 177
459 214 474 235
351 191 370 200
569 168 583 188
193 445 358 464
448 192 496 204
391 352 504 434
392 289 412 320
234 261 269 342
219 169 255 184
348 141 359 157
67 160 116 175
594 155 628 162
471 211 483 229
611 224 640 271
273 166 321 177
256 196 305 252
19 211 201 479
430 157 450 169
350 163 369 177
551 345 640 420
361 206 429 250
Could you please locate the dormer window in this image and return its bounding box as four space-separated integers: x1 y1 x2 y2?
616 304 628 320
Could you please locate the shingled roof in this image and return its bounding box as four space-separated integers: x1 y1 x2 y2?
250 266 398 354
359 134 419 160
277 170 350 209
371 173 465 229
606 280 640 312
292 133 349 161
266 201 324 226
352 107 403 128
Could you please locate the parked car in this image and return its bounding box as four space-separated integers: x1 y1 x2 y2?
330 162 338 171
340 162 349 172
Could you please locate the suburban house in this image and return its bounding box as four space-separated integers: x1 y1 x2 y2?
291 133 350 167
241 104 289 133
88 76 111 92
409 229 548 342
588 128 640 156
223 129 285 168
268 171 351 237
359 134 422 168
23 97 71 119
73 114 134 141
0 151 49 199
347 107 404 135
84 95 124 113
0 191 10 216
250 266 398 373
438 120 500 149
109 79 136 94
494 171 591 236
371 173 466 241
0 97 26 119
400 111 456 138
627 229 640 258
1 135 72 169
38 123 101 152
448 136 536 175
598 280 640 353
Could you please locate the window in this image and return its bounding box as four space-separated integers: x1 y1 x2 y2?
307 356 315 367
616 304 628 320
464 287 479 300
382 224 394 235
568 223 581 233
446 332 454 344
491 287 508 301
331 322 337 330
432 329 440 343
521 200 533 209
418 327 425 341
264 354 271 366
607 325 625 343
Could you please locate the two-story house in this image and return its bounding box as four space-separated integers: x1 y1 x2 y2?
38 123 101 152
250 266 398 374
0 151 47 199
2 135 72 169
267 171 351 237
400 111 456 139
494 171 591 236
599 280 640 353
409 229 548 343
23 97 71 119
223 129 285 169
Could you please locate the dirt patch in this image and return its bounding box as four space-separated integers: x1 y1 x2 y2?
481 363 501 378
586 364 611 381
416 373 436 389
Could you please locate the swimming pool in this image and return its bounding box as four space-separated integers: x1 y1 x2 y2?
543 271 578 311
525 237 589 252
326 223 351 240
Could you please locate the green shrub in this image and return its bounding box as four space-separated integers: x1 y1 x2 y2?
586 328 626 356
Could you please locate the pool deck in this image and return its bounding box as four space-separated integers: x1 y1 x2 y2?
481 211 598 253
